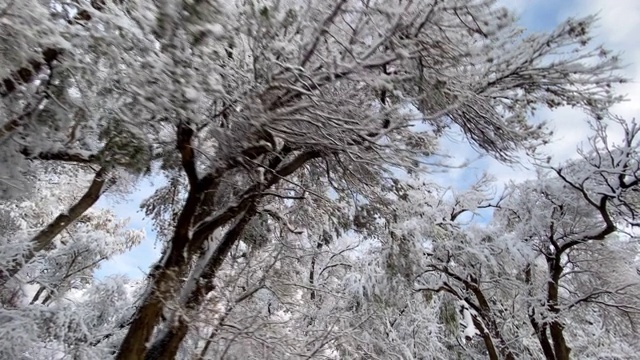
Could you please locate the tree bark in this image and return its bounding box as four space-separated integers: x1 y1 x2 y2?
116 124 215 360
470 314 500 360
525 266 556 360
547 257 571 360
116 130 284 359
143 150 319 360
468 286 516 360
309 238 325 301
144 205 259 360
549 322 571 360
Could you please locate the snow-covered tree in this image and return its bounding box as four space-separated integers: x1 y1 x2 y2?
399 117 640 360
1 0 637 359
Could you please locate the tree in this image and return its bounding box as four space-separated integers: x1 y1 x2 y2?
406 117 640 360
121 1 624 357
0 0 632 359
0 0 160 280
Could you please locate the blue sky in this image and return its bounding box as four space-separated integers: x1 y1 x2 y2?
95 0 640 279
517 0 575 31
94 177 163 279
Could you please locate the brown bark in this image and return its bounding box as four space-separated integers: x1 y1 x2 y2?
434 266 515 360
30 167 110 254
549 321 570 360
1 166 111 284
470 314 500 360
543 169 629 360
116 124 216 360
441 269 516 360
468 285 516 360
115 129 296 360
143 151 319 360
530 313 556 360
144 205 258 360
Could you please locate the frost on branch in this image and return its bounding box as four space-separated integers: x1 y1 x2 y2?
0 0 635 359
403 117 640 359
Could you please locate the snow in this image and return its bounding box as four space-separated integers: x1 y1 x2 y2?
183 87 201 102
460 302 480 340
1 0 639 359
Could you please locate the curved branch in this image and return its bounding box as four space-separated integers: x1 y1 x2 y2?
1 166 112 283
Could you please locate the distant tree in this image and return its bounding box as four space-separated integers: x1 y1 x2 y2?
410 117 640 360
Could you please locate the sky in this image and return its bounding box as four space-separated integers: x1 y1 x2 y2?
94 177 163 278
94 0 640 279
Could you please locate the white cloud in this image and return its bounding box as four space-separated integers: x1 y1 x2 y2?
566 1 640 120
543 1 640 149
583 0 640 45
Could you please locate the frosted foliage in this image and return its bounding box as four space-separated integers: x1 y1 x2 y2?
0 276 142 360
0 0 637 359
398 118 640 359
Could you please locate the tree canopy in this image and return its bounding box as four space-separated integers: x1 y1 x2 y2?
0 1 638 359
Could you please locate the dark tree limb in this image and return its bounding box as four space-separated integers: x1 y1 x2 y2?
20 147 98 163
1 166 112 284
144 205 259 360
144 151 320 360
524 265 556 360
115 123 215 360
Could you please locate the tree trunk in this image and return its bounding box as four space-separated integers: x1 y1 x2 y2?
529 309 556 360
468 285 516 360
524 266 556 360
116 124 214 360
549 321 571 360
309 238 325 301
471 315 500 360
118 143 317 360
145 206 258 360
144 321 190 360
116 291 168 360
142 151 318 359
548 258 571 360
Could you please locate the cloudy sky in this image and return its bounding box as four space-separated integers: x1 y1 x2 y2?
94 0 640 279
437 0 640 185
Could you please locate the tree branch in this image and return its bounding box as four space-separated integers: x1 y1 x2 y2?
1 166 112 283
20 147 98 164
